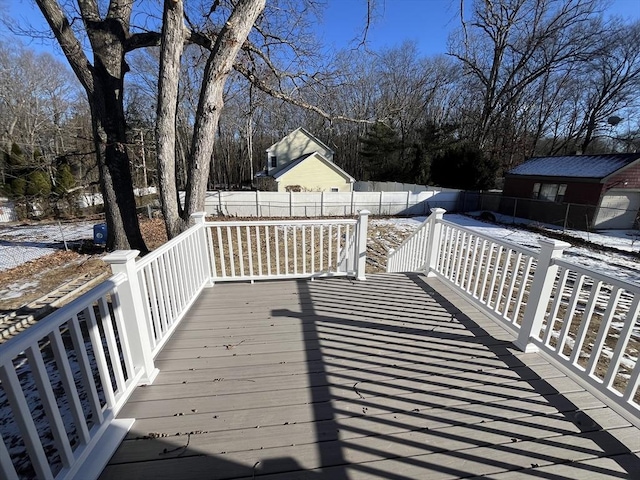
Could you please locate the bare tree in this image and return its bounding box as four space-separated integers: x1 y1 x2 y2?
34 0 150 250
450 0 606 156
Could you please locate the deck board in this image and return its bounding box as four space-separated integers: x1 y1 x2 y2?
101 273 640 479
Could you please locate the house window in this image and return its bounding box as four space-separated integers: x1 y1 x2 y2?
532 183 567 202
269 155 277 168
330 187 339 192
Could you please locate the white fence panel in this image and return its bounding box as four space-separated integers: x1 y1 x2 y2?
199 190 461 217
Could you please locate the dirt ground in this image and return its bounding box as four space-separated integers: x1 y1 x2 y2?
0 217 413 313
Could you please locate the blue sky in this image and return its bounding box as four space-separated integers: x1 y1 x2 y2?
318 0 640 56
3 0 640 58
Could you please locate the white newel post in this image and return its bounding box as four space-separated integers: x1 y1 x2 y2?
191 212 213 285
104 250 159 384
515 239 570 353
355 209 370 280
386 248 395 273
425 208 446 277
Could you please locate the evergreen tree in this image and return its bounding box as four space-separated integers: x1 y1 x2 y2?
358 122 401 181
54 163 76 195
26 171 52 196
430 144 499 190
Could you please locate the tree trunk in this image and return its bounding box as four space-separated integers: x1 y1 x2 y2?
36 0 146 252
155 0 266 235
156 0 187 238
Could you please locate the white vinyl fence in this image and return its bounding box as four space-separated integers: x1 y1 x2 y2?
388 208 640 427
201 189 460 217
0 211 370 479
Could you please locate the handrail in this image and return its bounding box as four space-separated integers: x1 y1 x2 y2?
439 218 538 258
0 274 126 360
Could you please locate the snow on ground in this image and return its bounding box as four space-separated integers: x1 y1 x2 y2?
444 213 640 286
0 221 95 272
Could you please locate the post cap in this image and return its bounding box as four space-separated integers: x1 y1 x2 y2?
104 250 140 264
538 238 571 250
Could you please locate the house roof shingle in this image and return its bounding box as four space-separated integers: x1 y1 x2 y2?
508 153 640 179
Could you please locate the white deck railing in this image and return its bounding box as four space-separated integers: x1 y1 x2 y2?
388 208 640 426
0 274 142 480
0 211 370 479
204 216 365 282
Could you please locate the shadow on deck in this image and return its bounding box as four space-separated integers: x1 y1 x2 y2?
99 273 640 479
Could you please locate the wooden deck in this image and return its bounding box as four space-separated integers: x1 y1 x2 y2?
99 273 640 479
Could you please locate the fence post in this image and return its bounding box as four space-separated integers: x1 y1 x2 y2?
563 203 570 232
355 210 370 280
515 239 571 353
289 191 293 217
351 190 355 215
425 208 446 277
191 212 213 285
104 250 159 384
321 191 325 217
256 191 260 217
378 192 383 215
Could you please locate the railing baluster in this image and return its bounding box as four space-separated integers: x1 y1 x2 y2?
68 314 103 423
151 260 169 332
0 364 53 480
275 226 281 275
302 226 307 274
603 295 640 389
570 280 603 365
224 226 233 277
512 256 533 325
336 224 342 270
327 225 333 272
586 286 622 376
556 273 585 356
237 226 245 276
0 431 18 480
479 244 495 303
167 247 182 315
486 245 504 308
26 344 75 469
503 252 522 320
97 296 126 395
84 305 116 408
217 226 226 277
143 266 162 344
49 328 91 444
208 226 217 278
265 225 272 276
293 225 298 275
472 239 487 298
542 267 569 345
256 225 263 276
494 248 512 314
319 225 324 271
284 225 289 275
311 225 316 273
246 226 254 278
157 255 174 326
